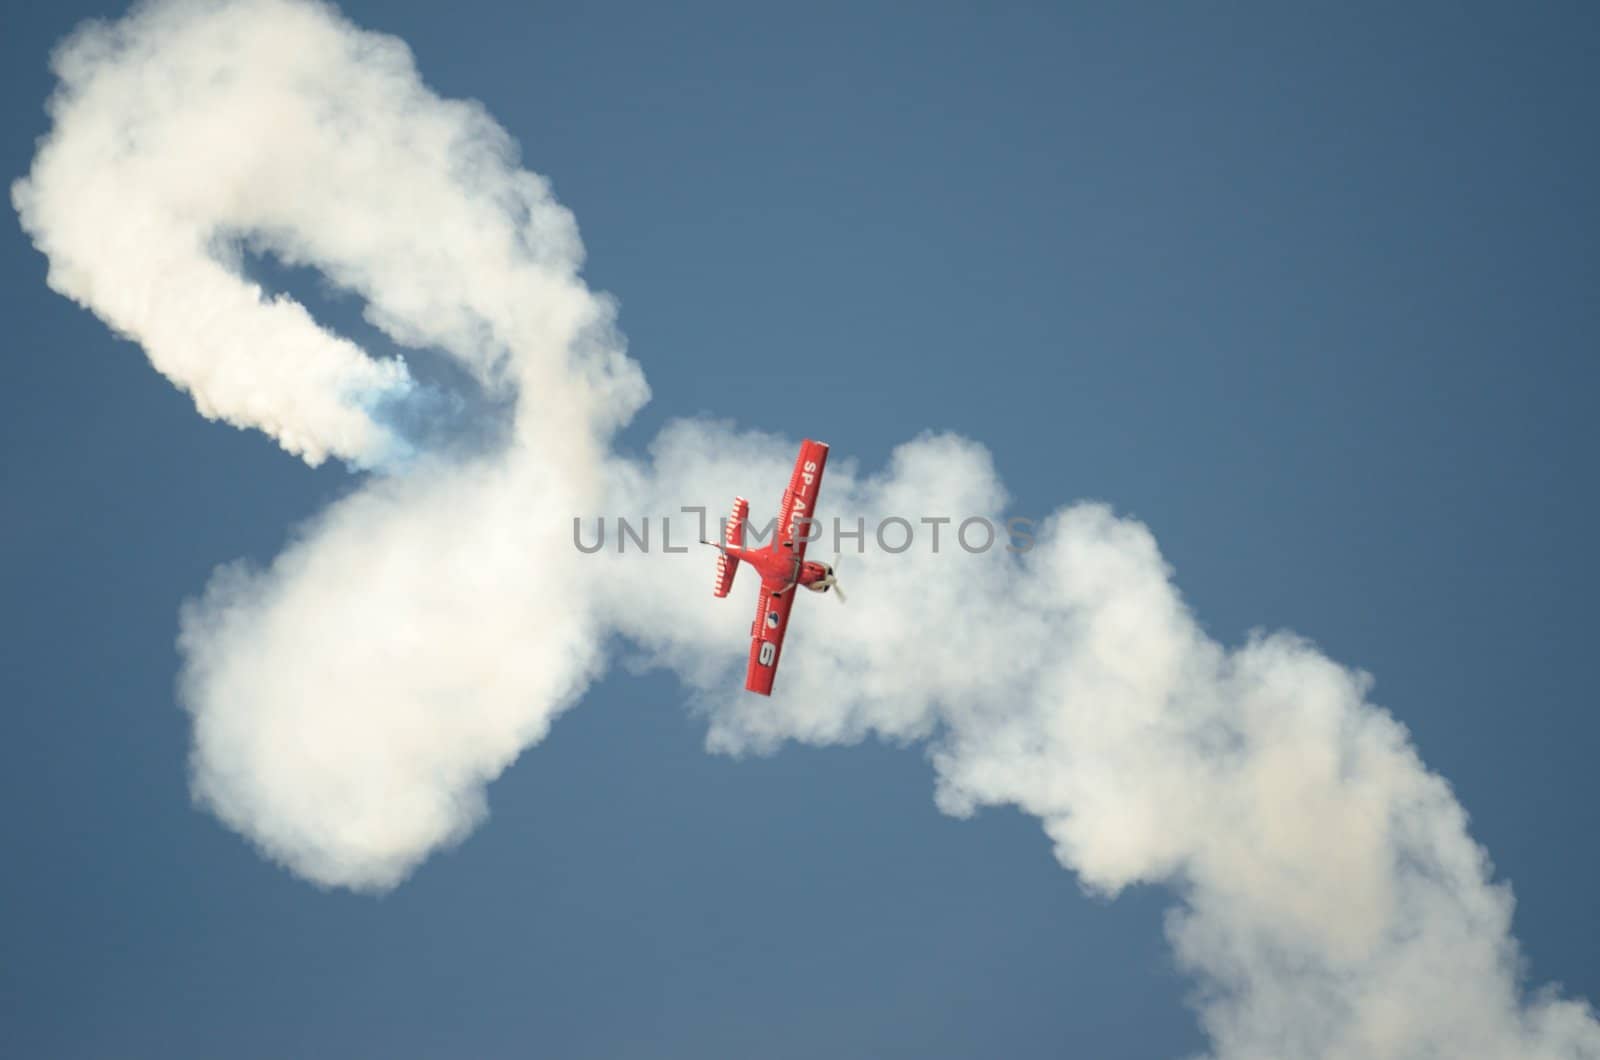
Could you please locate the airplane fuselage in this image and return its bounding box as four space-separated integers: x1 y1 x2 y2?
718 541 830 595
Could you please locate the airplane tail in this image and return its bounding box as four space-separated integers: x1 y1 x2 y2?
713 497 749 597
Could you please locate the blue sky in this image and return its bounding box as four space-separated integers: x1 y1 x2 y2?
3 2 1597 1056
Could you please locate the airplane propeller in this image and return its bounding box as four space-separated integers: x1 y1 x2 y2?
816 553 847 603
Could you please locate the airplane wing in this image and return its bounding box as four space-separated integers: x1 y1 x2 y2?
775 438 829 561
744 581 798 696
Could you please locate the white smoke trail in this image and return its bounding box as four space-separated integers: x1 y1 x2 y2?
13 1 1598 1056
13 0 642 465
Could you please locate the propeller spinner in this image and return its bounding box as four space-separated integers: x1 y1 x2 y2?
811 553 847 603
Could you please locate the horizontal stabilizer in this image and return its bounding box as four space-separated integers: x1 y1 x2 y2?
713 497 749 597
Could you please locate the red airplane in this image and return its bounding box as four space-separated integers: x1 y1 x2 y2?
705 438 844 695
